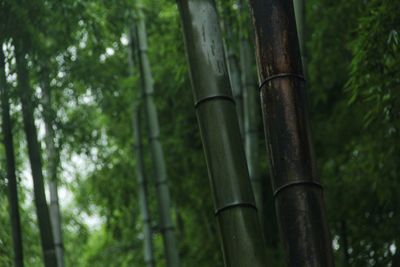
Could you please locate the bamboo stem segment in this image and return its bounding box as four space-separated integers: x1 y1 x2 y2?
176 1 269 266
133 108 156 267
0 44 24 267
14 41 58 267
41 67 65 267
134 9 180 267
247 0 334 266
128 24 156 267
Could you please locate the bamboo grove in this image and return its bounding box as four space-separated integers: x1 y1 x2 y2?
0 0 399 266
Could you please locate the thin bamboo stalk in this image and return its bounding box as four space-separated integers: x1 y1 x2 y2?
0 44 24 267
224 30 244 134
293 0 306 70
238 12 263 223
41 69 65 267
128 26 156 267
134 9 180 267
14 41 58 267
133 108 156 267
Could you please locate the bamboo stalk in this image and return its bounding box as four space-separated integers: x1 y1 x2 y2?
41 68 65 267
14 40 58 267
293 0 306 70
0 44 24 267
133 108 156 267
238 8 263 224
176 1 269 266
247 0 334 266
128 26 156 267
134 9 180 267
224 29 244 134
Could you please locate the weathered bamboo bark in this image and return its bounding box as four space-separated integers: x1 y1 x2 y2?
1 45 24 267
176 1 269 266
14 41 58 267
128 27 156 267
247 0 334 266
134 9 180 267
41 70 65 267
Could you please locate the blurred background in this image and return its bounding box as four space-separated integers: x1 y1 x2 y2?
0 0 399 266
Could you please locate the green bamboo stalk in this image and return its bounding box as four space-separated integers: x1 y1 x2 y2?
293 0 306 69
132 108 156 267
224 30 244 134
14 41 58 267
41 69 65 267
238 6 263 224
176 1 269 266
226 50 244 134
134 9 180 267
0 44 24 267
127 26 156 267
247 0 334 266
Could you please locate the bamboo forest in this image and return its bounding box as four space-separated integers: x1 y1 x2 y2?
0 0 399 266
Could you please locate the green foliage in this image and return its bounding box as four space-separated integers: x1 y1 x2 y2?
0 0 398 266
308 0 400 266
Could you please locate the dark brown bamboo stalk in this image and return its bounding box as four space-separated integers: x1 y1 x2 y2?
176 0 269 266
247 0 334 266
1 44 24 267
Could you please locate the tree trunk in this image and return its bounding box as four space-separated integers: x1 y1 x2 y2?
14 41 58 267
247 0 334 266
134 10 180 267
1 44 24 267
128 28 156 267
41 69 65 267
176 1 269 266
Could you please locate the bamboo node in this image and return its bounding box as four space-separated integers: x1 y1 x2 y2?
194 95 235 108
214 202 257 216
273 180 323 198
259 73 305 90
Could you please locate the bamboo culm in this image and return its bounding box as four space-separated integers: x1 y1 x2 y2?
247 0 334 266
134 9 180 267
176 0 269 266
14 41 58 267
224 29 244 134
128 27 156 267
238 11 263 224
133 108 156 267
0 45 24 267
41 69 65 267
293 0 306 70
